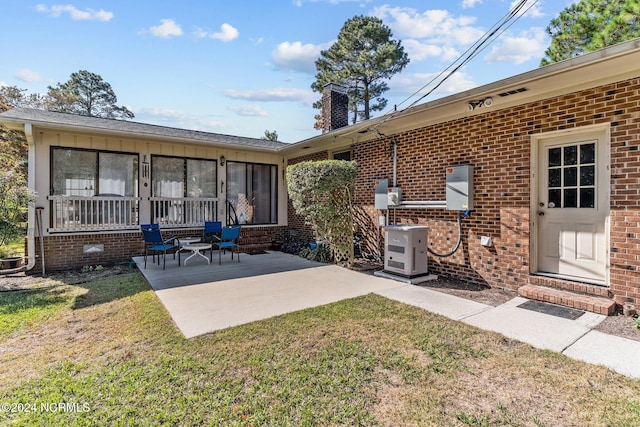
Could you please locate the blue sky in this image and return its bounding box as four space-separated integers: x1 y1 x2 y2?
0 0 570 143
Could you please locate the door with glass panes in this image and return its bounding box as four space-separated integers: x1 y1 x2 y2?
536 131 608 283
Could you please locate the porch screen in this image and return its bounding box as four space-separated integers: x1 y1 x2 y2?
227 162 277 225
151 157 217 197
51 148 138 196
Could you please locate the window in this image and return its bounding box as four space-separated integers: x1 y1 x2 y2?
152 156 217 198
547 143 595 209
333 150 351 161
51 148 138 196
227 162 277 224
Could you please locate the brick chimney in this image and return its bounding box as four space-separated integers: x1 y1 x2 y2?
321 83 348 133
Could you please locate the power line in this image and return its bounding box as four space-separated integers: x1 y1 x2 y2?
375 0 539 129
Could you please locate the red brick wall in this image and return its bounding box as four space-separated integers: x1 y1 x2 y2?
352 77 640 305
29 226 289 272
29 232 145 273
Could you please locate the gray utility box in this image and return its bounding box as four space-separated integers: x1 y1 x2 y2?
446 165 474 211
374 178 389 210
383 225 429 278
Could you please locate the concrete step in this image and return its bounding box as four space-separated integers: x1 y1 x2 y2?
518 284 617 316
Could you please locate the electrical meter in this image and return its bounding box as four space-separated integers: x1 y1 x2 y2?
387 187 402 206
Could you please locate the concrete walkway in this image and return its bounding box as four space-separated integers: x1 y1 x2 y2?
135 251 640 379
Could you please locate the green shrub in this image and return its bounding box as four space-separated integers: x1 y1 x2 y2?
286 160 358 266
299 245 333 263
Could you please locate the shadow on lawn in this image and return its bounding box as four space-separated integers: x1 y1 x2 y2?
69 266 147 310
0 286 69 315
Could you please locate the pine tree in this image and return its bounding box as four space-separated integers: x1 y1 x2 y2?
541 0 640 65
46 70 134 119
311 15 409 127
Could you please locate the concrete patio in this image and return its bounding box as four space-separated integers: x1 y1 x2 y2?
133 250 405 338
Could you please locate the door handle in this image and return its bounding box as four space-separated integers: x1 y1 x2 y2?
538 211 545 216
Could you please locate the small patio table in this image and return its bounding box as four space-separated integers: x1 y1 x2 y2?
182 243 212 265
177 237 200 258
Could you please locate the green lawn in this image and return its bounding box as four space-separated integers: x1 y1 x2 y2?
1 269 639 426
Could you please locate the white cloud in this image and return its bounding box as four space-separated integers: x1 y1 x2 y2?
222 88 313 103
483 28 547 64
461 0 482 8
148 19 183 38
15 68 43 83
195 23 239 42
402 39 460 62
271 41 332 74
373 6 479 42
137 107 227 131
371 5 485 63
35 4 113 21
390 71 477 102
228 105 268 117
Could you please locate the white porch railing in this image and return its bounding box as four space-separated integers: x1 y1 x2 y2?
149 197 218 227
48 195 140 232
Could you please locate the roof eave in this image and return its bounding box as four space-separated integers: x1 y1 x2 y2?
0 112 285 153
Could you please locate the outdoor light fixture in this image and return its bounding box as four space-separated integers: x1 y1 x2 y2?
219 155 226 166
467 97 494 111
142 154 150 179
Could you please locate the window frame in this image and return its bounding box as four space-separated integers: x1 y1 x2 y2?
151 155 218 198
226 160 278 225
50 146 139 197
332 150 352 161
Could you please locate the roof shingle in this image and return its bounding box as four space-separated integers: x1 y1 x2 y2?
0 107 288 151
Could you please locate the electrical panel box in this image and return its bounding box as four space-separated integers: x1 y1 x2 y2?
387 187 402 206
446 165 474 211
383 225 429 278
374 179 388 210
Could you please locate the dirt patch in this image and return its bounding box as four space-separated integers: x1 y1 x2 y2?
0 264 133 291
594 314 640 342
416 277 517 307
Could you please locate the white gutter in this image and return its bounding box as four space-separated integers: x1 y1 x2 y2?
24 123 36 271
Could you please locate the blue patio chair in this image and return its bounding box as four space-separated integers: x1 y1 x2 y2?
214 225 241 265
141 224 161 263
141 225 180 270
202 221 222 262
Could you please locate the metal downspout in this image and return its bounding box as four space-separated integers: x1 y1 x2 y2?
24 123 37 271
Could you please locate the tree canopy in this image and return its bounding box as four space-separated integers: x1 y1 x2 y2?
261 130 279 141
312 15 409 127
541 0 640 65
46 70 134 119
0 86 46 110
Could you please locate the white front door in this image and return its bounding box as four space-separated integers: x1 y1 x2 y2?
536 131 608 283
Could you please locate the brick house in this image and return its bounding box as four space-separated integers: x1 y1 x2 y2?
2 39 640 314
282 39 640 315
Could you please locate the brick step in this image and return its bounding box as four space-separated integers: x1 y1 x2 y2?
518 284 617 316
